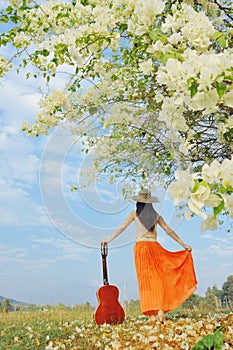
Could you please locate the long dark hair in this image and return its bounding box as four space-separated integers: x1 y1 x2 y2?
136 202 159 232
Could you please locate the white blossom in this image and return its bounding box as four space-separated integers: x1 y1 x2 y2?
169 169 194 204
139 59 153 75
201 215 219 232
204 194 222 208
13 32 31 48
186 90 219 113
223 90 233 108
222 158 233 189
0 57 10 77
201 160 222 184
223 194 233 219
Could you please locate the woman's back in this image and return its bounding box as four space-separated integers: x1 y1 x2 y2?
135 214 158 241
135 202 159 241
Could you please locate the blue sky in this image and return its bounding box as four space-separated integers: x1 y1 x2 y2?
0 4 232 307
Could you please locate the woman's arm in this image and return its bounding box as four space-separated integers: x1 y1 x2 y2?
158 216 192 251
101 211 135 244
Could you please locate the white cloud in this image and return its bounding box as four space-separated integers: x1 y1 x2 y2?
0 151 48 226
32 237 57 245
199 233 214 239
205 244 233 258
0 69 51 227
31 234 92 261
0 244 28 260
0 75 41 125
57 239 91 261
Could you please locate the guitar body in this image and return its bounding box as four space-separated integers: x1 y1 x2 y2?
94 242 125 325
95 285 125 325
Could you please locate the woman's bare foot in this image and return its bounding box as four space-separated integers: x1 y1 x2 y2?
158 310 165 324
148 315 157 323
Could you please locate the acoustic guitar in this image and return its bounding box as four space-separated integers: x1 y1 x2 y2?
94 242 125 325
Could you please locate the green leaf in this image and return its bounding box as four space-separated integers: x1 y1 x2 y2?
216 81 226 98
111 74 118 81
213 198 224 218
218 185 233 193
149 30 167 43
190 82 198 97
213 31 227 48
42 49 50 57
223 128 233 143
10 14 20 24
5 6 13 14
52 57 59 65
191 340 206 350
202 334 214 349
119 23 127 32
89 107 98 114
149 30 159 42
156 52 170 65
192 180 208 193
81 0 89 5
19 0 28 10
213 331 224 349
35 49 50 57
0 15 9 23
187 78 199 98
55 43 68 54
141 173 146 180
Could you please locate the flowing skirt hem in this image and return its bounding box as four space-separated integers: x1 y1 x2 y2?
134 241 198 315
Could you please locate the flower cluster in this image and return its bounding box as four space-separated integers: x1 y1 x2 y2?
0 57 10 77
169 157 233 231
127 0 164 35
162 4 216 52
8 0 32 9
0 0 232 230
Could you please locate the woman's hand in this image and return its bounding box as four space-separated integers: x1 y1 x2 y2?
183 244 192 252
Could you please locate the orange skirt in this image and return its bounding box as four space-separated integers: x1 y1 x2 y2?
134 241 197 315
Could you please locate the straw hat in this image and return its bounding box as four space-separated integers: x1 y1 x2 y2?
130 189 159 203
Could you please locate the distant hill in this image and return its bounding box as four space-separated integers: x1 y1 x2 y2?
0 295 26 305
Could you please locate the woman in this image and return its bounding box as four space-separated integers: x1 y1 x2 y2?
101 189 197 323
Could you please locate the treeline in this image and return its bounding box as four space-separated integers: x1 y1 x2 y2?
183 275 233 310
0 300 94 314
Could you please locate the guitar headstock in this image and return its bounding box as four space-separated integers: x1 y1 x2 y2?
101 242 108 258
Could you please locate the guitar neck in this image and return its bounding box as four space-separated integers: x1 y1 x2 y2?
102 256 109 285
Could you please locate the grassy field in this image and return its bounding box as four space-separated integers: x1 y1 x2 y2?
0 308 232 349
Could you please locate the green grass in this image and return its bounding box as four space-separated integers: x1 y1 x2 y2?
0 309 94 349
